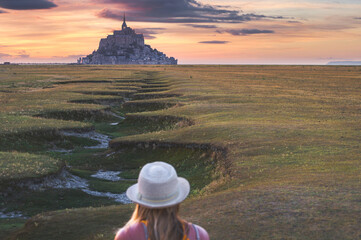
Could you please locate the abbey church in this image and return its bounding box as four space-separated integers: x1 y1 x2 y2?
79 15 177 65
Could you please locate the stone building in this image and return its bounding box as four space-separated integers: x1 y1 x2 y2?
79 15 177 65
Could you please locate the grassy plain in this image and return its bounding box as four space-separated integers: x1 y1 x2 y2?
0 65 360 239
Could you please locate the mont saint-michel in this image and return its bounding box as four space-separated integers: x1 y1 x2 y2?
79 16 177 65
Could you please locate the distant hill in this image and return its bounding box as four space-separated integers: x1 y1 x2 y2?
327 61 361 65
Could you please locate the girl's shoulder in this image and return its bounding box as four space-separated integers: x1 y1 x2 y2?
187 223 210 240
115 222 209 240
114 222 146 240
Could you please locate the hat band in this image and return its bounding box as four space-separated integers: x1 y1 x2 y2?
137 190 179 203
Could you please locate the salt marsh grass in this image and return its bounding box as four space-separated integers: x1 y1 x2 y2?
1 65 360 239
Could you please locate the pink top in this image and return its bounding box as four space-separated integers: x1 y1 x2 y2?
115 222 209 240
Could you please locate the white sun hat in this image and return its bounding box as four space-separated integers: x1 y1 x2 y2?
126 161 190 208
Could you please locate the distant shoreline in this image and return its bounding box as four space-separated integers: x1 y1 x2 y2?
327 61 361 65
2 62 361 66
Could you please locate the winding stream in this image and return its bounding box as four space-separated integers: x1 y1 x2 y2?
19 169 131 204
1 99 132 219
91 170 123 181
1 169 131 219
0 211 26 219
61 130 111 149
1 126 131 219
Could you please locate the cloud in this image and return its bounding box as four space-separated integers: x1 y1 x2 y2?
67 54 86 58
0 9 8 13
217 28 275 36
0 53 11 58
18 54 30 58
135 28 166 39
52 54 86 59
0 0 57 10
96 0 284 23
0 51 30 60
355 17 361 20
186 24 218 29
199 41 229 44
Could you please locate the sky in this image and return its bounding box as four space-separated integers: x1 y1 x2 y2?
0 0 360 64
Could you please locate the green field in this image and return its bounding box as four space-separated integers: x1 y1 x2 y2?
0 65 360 239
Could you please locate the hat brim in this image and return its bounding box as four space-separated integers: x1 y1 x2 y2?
126 177 190 208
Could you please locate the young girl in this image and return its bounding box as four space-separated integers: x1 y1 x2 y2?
115 161 209 240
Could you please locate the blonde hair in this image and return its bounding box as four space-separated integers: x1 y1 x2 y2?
126 204 188 240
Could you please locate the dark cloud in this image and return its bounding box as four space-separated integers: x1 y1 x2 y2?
135 28 166 39
16 51 30 58
199 41 229 44
0 9 8 13
0 51 30 59
67 54 87 58
0 0 57 10
143 36 156 40
288 20 301 23
97 0 284 23
18 54 30 58
217 28 275 36
355 17 361 20
52 54 87 59
186 24 218 29
0 53 11 58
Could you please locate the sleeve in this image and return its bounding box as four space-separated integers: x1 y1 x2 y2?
192 224 210 240
114 223 146 240
114 227 129 240
199 226 210 240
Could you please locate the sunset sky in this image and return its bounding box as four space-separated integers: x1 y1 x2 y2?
0 0 360 64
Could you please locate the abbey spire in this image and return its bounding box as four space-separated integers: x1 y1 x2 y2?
122 13 127 30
